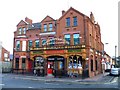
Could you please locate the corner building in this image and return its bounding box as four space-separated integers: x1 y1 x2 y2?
13 7 104 78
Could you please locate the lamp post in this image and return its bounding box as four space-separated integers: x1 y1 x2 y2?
115 45 117 67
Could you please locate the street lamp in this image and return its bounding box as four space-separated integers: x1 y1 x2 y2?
115 45 117 67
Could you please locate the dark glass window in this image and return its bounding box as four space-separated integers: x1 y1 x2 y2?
15 58 19 69
35 40 39 48
28 40 32 50
96 60 98 70
42 39 46 45
91 59 93 71
73 34 80 45
66 17 70 27
16 40 20 51
73 17 77 26
64 34 70 45
22 58 26 69
49 38 55 46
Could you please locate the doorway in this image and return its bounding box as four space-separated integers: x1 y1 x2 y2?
47 56 65 77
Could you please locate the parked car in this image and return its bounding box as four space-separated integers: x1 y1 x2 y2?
110 67 120 76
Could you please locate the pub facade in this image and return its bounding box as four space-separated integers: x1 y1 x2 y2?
13 7 104 78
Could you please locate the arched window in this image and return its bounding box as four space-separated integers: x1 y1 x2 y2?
73 56 77 68
68 56 73 69
78 56 82 68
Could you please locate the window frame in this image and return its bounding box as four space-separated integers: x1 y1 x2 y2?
42 39 46 45
66 17 70 27
44 24 47 32
28 40 32 50
16 40 20 51
73 16 77 26
23 27 26 34
49 23 53 31
35 39 39 48
73 33 80 45
18 28 22 35
64 34 71 45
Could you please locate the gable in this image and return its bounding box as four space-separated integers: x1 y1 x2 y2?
41 15 55 22
58 7 85 21
17 20 27 26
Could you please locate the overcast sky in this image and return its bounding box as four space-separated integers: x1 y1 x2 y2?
0 0 119 57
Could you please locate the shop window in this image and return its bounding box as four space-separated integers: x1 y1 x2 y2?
64 34 70 45
91 59 93 71
35 57 44 68
68 57 73 69
22 58 26 69
73 56 77 68
73 33 80 45
73 16 77 26
78 56 82 68
59 61 63 69
15 58 19 69
66 17 70 27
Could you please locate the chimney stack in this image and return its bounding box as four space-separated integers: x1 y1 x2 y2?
90 12 95 23
25 17 32 25
62 10 65 15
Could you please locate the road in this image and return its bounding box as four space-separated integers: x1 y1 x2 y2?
1 73 119 89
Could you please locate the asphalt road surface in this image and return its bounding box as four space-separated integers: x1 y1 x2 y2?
1 73 119 89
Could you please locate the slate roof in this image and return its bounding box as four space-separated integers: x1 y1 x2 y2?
28 23 41 30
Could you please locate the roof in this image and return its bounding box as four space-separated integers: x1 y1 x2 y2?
17 20 27 26
41 15 55 22
28 23 41 30
58 7 85 21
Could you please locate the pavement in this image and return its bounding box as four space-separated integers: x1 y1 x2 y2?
4 72 114 84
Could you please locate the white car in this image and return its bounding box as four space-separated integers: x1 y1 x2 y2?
110 68 120 76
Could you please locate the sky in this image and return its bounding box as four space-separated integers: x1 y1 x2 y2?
0 0 119 57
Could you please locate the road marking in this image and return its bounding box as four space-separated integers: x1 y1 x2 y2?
0 84 5 86
111 77 118 83
45 83 59 85
28 87 33 88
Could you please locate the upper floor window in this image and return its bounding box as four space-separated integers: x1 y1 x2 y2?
22 41 26 51
16 40 20 51
18 28 22 34
73 34 80 45
23 28 26 34
66 17 70 27
73 17 77 26
49 23 53 31
49 38 55 46
28 40 32 50
42 39 46 45
64 34 70 45
44 24 47 32
35 40 39 48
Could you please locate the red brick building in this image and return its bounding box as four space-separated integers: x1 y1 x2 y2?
13 7 104 78
1 47 10 62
